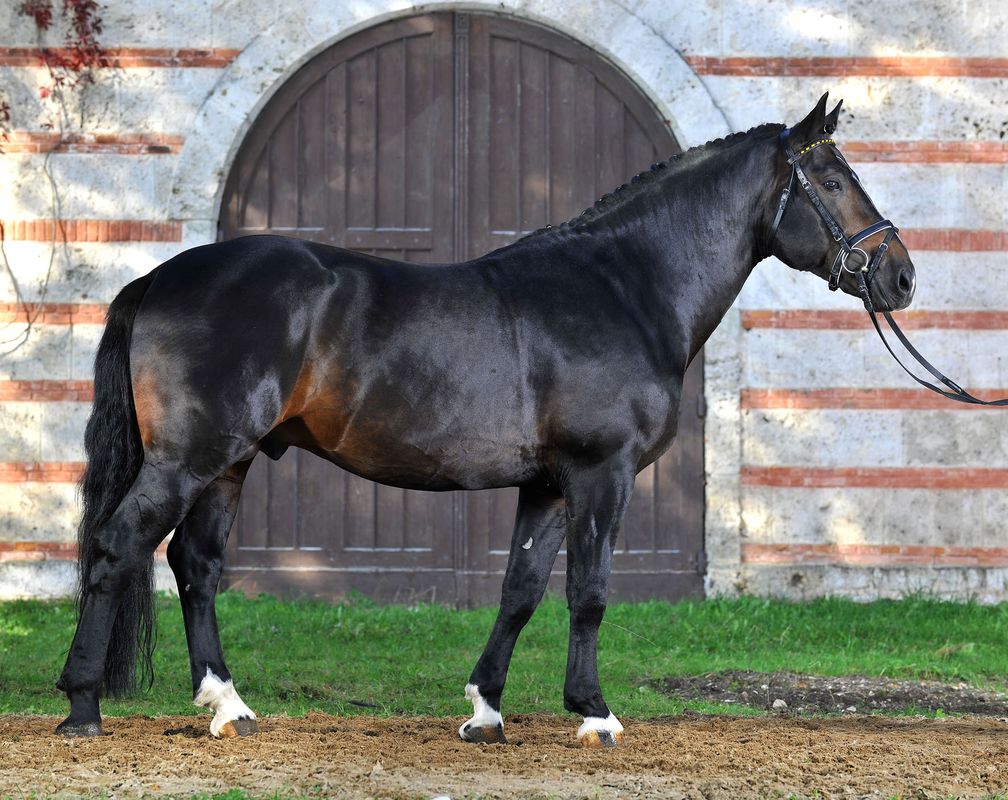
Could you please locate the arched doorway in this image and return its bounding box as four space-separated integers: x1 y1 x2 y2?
218 11 705 605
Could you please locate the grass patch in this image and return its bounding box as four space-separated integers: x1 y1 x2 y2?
2 593 1008 718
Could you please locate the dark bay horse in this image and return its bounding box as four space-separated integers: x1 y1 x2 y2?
56 93 915 744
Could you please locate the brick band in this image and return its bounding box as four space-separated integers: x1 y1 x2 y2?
0 380 94 402
2 132 184 155
842 141 1008 164
684 55 1008 78
0 303 107 325
742 387 1008 410
0 462 84 483
742 465 1008 489
1 220 181 242
0 47 240 68
0 540 168 563
741 309 1008 330
743 542 1008 567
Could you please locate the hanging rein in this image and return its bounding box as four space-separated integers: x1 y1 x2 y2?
770 128 1008 407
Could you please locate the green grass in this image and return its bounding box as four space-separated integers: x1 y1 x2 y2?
3 592 1008 719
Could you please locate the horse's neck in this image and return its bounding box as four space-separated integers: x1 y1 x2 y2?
602 139 777 366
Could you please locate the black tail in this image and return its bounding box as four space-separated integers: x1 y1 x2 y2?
77 269 158 697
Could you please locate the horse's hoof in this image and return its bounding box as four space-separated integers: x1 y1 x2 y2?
459 721 507 744
577 714 623 748
215 716 259 739
55 718 108 737
578 728 623 748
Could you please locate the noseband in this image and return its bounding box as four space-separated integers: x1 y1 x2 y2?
769 127 1008 407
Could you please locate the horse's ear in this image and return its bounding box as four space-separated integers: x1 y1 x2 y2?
824 99 843 135
790 92 831 143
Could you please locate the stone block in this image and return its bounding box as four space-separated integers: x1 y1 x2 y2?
0 483 79 542
0 153 176 220
70 325 103 381
0 402 42 462
707 76 1008 142
743 408 903 467
40 403 89 463
0 326 72 381
721 0 849 57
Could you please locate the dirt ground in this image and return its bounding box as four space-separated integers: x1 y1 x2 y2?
657 671 1008 716
2 711 1008 800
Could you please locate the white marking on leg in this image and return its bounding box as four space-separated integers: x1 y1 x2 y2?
522 537 533 550
194 667 256 738
459 683 504 739
577 712 623 740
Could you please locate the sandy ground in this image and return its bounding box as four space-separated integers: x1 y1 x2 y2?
1 712 1006 799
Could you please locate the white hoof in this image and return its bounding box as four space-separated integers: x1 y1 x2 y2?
194 667 258 738
459 683 506 744
577 713 624 747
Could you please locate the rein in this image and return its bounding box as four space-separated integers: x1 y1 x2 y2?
771 128 1008 407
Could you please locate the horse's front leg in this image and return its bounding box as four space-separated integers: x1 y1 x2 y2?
167 461 257 738
460 485 566 744
562 462 635 747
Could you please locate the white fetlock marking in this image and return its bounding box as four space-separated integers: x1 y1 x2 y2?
194 667 256 738
522 537 533 550
459 683 503 739
577 713 623 740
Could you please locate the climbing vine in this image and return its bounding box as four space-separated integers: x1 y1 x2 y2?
20 0 109 104
0 0 108 352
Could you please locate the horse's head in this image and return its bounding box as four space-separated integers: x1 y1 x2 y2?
769 93 916 312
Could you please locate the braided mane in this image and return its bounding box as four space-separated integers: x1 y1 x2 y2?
523 121 786 239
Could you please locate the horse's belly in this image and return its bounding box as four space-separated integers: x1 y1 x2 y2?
296 394 536 491
328 429 535 490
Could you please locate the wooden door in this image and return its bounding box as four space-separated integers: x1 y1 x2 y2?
218 11 705 603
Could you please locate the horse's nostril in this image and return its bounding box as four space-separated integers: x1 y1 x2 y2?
898 267 913 295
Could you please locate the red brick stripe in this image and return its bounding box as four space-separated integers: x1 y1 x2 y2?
2 132 184 154
0 303 107 325
0 380 94 402
742 542 1008 567
1 219 181 242
901 229 1008 251
742 465 1008 489
741 309 1008 330
0 462 85 483
0 541 168 562
684 55 1008 78
742 387 1008 410
0 47 240 68
842 141 1008 164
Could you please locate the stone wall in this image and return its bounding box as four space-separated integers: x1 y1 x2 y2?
1 0 1006 601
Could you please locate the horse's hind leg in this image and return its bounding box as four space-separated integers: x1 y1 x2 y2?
460 485 565 744
56 461 211 736
166 460 257 738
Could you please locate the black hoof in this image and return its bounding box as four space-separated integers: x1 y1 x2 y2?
217 717 259 738
56 718 108 738
460 722 507 744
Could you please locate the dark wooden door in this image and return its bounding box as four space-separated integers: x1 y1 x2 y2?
219 11 705 604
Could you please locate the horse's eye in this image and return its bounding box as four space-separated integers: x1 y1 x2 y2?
824 179 841 192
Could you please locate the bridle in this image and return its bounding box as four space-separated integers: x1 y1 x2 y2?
769 127 1008 407
768 128 899 293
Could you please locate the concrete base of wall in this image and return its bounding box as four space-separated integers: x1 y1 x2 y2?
0 560 177 600
733 564 1008 604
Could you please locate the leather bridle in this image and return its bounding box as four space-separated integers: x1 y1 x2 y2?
768 128 899 293
770 127 1008 407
